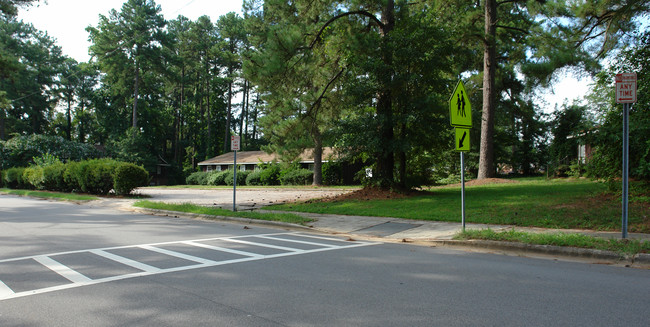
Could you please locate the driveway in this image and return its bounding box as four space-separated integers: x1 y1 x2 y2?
133 187 354 210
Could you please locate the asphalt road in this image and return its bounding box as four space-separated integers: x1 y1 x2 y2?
1 195 649 326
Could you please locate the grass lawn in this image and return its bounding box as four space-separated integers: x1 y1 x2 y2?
133 200 314 225
456 228 650 256
269 178 650 233
0 188 98 201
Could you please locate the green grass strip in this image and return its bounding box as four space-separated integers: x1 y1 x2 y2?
133 200 314 225
0 188 98 201
455 228 650 256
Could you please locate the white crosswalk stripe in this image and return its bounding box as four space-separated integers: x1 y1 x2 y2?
0 233 378 301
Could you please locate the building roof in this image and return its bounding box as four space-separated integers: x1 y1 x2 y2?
198 147 336 166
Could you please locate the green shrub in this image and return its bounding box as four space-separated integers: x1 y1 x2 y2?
260 164 281 186
77 159 119 195
555 164 570 178
280 169 313 185
323 161 342 185
113 163 149 195
569 161 585 178
63 161 82 192
23 166 45 190
207 170 229 186
246 170 262 186
4 167 27 189
186 171 205 185
224 170 250 186
42 163 66 191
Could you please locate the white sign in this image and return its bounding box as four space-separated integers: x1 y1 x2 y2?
616 73 637 104
231 135 240 151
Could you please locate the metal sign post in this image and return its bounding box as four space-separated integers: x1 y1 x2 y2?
461 152 466 232
231 135 241 212
616 73 636 239
449 80 472 232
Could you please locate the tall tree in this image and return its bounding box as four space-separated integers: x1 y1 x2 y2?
87 0 167 131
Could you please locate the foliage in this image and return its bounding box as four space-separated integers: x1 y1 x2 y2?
279 169 313 186
224 170 250 186
207 170 229 186
2 167 25 188
259 163 281 186
245 170 262 186
42 163 67 192
113 162 149 195
0 134 99 169
186 171 206 185
74 159 120 195
322 161 342 186
21 166 43 189
585 31 650 181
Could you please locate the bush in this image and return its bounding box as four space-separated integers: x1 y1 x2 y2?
186 171 205 185
224 170 250 186
207 170 229 186
260 164 281 186
555 164 570 178
77 159 119 195
246 170 262 186
23 166 44 190
3 167 27 189
323 161 342 185
63 161 82 192
280 169 313 185
113 163 149 195
42 163 66 191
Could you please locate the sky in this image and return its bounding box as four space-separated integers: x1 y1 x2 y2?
17 0 591 114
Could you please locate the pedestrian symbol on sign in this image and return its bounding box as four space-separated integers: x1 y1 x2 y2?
449 80 472 127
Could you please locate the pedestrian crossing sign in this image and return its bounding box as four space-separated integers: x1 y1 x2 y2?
455 127 470 152
449 80 472 128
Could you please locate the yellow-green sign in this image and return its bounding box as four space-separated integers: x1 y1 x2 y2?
455 127 470 152
449 80 472 128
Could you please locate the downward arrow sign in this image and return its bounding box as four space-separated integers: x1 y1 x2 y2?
459 131 467 148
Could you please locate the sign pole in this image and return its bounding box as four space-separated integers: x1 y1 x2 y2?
622 103 629 238
461 152 466 232
233 150 237 212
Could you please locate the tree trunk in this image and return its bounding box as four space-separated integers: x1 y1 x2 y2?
0 108 5 140
239 80 248 144
243 83 250 148
478 0 497 179
224 79 233 153
312 128 323 186
376 0 395 188
66 92 72 141
206 61 211 158
133 60 140 131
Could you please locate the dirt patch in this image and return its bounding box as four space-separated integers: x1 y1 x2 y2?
432 178 519 189
308 187 423 203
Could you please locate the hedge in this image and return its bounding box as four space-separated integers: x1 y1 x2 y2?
280 169 313 185
114 163 149 195
3 159 149 195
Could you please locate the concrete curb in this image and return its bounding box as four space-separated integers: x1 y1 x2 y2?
427 239 650 267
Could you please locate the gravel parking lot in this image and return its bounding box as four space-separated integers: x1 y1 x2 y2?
134 187 354 210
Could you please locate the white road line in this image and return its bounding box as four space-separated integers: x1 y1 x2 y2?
254 235 338 248
33 256 92 284
90 250 161 273
0 233 380 302
0 280 14 298
224 238 303 252
182 241 264 258
138 245 216 265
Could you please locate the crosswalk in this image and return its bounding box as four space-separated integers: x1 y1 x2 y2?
0 233 377 301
